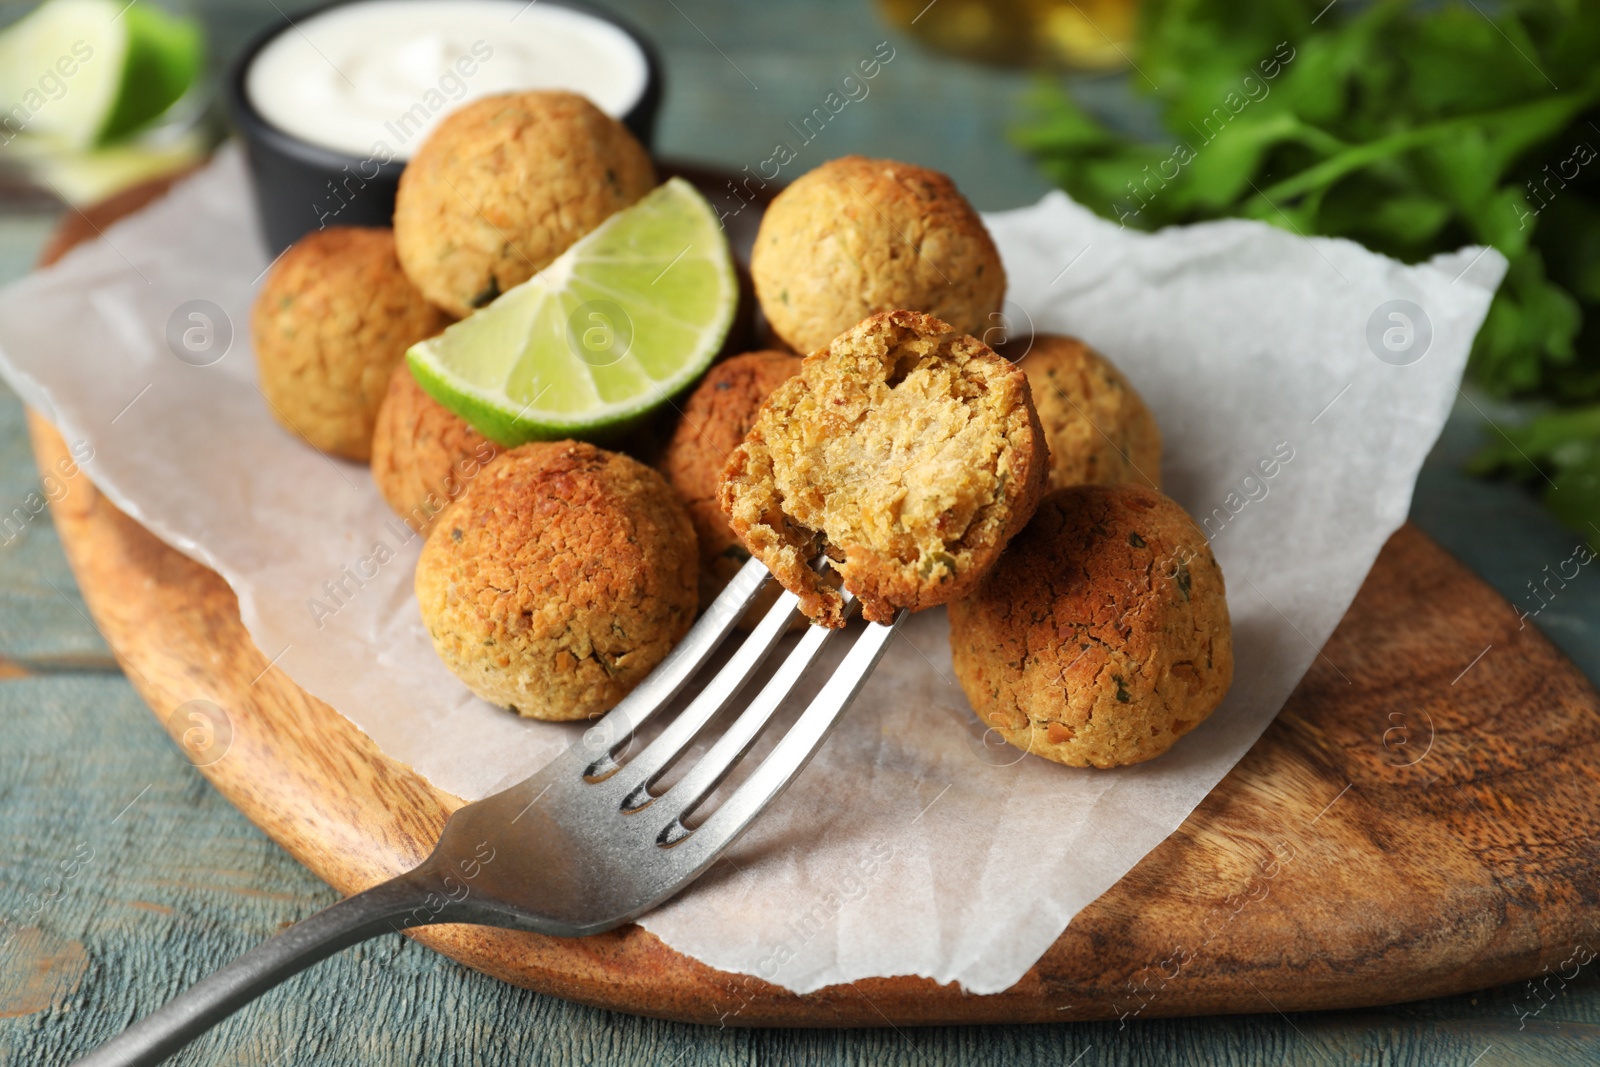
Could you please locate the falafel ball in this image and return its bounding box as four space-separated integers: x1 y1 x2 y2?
371 361 502 537
750 156 1005 355
949 484 1232 768
252 226 450 461
416 441 698 720
1021 335 1163 491
718 310 1047 628
659 350 802 607
393 91 655 317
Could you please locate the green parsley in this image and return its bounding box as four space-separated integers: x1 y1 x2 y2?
1013 0 1600 539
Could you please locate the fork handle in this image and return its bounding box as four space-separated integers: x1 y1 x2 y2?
70 875 429 1067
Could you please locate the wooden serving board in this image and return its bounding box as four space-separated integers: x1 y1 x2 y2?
27 176 1600 1027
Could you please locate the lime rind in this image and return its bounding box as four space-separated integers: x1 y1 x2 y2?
97 3 203 144
408 178 738 446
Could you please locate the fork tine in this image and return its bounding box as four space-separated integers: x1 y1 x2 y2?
650 610 847 831
663 610 903 852
646 599 854 834
575 557 770 771
603 584 801 802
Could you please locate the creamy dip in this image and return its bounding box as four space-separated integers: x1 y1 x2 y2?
245 0 649 159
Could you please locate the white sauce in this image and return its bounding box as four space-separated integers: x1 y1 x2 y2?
245 0 649 159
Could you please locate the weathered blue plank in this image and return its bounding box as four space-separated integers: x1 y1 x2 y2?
0 599 1595 1063
0 380 115 669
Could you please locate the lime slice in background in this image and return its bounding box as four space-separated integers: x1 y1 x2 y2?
0 0 202 149
99 3 203 143
409 178 739 445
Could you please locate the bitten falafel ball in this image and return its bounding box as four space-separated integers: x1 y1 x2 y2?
393 91 656 317
1021 335 1163 491
416 441 698 721
949 485 1232 768
659 350 802 607
750 156 1005 355
252 227 450 461
718 310 1047 628
371 361 502 537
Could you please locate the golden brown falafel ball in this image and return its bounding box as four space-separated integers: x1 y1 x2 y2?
718 310 1047 628
1020 335 1162 492
949 484 1232 768
371 361 502 537
252 227 450 461
393 91 655 317
659 350 802 607
750 156 1005 355
416 441 698 720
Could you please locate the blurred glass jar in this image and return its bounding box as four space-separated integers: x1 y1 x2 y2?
0 0 213 205
877 0 1137 70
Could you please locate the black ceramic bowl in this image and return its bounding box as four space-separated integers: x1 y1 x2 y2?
226 0 663 256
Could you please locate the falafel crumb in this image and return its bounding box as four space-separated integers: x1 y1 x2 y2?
717 310 1047 627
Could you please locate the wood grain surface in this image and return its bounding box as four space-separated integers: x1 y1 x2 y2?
27 172 1600 1030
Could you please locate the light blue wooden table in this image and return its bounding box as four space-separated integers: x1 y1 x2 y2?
1 2 1597 1063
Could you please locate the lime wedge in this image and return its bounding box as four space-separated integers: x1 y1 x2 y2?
100 3 202 143
0 0 201 150
408 178 738 445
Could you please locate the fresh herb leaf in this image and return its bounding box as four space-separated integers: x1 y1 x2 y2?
1014 0 1600 542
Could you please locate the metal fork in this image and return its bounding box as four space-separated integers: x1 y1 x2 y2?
74 560 902 1067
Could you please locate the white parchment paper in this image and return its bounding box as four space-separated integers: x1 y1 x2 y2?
0 148 1506 994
